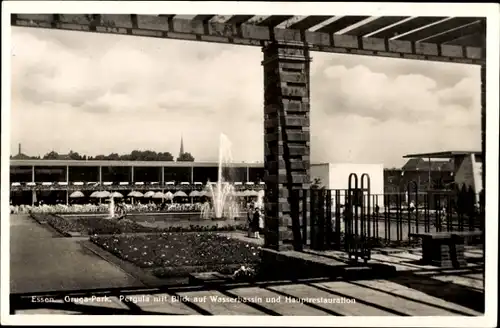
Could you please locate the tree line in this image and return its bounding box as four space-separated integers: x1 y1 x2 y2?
11 150 195 162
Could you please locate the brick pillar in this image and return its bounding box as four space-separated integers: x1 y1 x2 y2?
262 41 311 251
480 64 485 192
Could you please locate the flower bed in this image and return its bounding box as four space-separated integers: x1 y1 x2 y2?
13 203 205 215
90 233 261 278
40 214 248 236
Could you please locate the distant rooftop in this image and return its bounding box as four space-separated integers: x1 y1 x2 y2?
403 150 482 159
402 158 454 172
9 159 264 168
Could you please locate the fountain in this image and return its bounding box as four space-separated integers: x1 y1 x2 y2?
108 195 115 219
202 133 240 219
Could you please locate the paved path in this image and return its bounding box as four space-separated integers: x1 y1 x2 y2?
10 215 145 294
15 274 483 315
10 215 484 316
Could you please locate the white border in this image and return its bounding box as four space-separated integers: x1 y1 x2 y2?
1 1 499 326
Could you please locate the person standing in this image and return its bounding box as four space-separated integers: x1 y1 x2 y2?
247 202 254 237
252 207 261 239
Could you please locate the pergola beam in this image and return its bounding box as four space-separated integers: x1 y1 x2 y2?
420 20 485 45
396 17 480 42
445 32 484 47
192 15 216 22
316 16 370 33
224 15 254 25
344 16 408 37
255 15 294 28
369 16 447 38
11 14 485 64
287 15 332 30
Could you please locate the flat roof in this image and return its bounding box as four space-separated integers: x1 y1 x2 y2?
403 151 482 159
9 159 264 168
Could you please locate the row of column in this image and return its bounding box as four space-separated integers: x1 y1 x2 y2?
27 166 254 184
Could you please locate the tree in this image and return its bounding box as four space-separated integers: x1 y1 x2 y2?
177 152 195 162
157 152 174 161
107 153 120 161
68 150 82 160
43 151 59 160
35 149 179 161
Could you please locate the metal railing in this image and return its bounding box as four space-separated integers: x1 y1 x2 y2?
293 179 484 253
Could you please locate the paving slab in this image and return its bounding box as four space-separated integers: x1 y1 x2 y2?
313 281 460 316
267 283 394 316
353 279 481 316
369 253 433 271
229 286 330 315
176 290 264 315
421 274 484 291
122 293 200 314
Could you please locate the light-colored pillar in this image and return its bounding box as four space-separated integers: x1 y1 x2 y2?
98 166 102 185
31 166 35 206
471 154 481 203
66 165 69 205
161 167 165 185
190 166 194 184
428 157 431 191
246 166 250 182
131 166 135 183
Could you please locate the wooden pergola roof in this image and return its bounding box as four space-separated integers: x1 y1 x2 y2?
11 14 486 64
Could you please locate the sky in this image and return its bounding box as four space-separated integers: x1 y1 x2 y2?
10 26 481 168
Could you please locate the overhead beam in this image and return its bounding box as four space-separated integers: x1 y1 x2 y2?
396 17 480 42
344 16 408 37
316 16 369 33
192 15 216 22
420 19 486 44
255 15 294 28
287 15 332 30
370 16 447 38
444 32 485 47
11 14 485 65
224 15 254 25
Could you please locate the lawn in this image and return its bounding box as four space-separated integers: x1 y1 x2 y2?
90 232 262 278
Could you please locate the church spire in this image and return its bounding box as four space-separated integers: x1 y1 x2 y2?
179 135 184 158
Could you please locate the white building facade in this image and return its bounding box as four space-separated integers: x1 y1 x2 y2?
311 163 385 209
